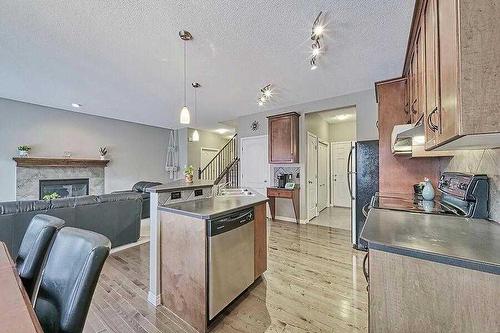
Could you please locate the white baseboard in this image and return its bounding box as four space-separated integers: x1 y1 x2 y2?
110 237 150 254
272 215 308 224
147 291 161 306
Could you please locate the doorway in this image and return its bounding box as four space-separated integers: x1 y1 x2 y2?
240 135 269 195
304 107 356 229
306 132 318 221
331 141 352 207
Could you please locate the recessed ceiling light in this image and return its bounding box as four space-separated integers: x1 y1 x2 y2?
71 103 82 108
215 128 229 134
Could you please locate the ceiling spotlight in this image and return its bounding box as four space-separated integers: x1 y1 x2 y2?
71 103 81 108
264 89 272 98
258 100 264 106
313 25 324 37
309 12 326 70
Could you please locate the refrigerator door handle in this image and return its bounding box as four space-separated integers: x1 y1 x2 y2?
347 146 355 200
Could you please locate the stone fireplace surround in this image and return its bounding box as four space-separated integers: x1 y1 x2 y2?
16 166 104 201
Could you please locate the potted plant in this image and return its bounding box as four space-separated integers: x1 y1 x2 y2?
99 147 108 160
184 165 194 183
17 145 31 157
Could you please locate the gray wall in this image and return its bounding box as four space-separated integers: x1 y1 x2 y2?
237 88 377 221
0 98 173 201
187 128 229 169
305 113 330 142
329 120 356 142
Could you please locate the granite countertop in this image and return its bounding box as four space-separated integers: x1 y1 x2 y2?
146 179 214 193
361 208 500 275
158 191 269 219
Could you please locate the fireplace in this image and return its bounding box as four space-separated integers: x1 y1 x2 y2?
39 178 89 200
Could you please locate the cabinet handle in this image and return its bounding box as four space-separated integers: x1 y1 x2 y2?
427 107 439 132
363 252 369 292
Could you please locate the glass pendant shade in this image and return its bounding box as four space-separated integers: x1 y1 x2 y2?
192 129 200 142
180 106 190 124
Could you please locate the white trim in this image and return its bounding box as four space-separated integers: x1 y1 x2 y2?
147 292 161 306
110 238 149 254
306 131 318 222
318 139 330 211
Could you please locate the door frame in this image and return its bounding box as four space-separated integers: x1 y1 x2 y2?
239 135 270 191
330 141 352 207
317 139 330 212
306 131 318 222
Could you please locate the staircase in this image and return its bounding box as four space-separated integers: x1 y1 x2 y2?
198 134 239 187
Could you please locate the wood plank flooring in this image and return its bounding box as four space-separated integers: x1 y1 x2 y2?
84 220 368 333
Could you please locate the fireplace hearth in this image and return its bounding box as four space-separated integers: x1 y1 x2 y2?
39 178 89 200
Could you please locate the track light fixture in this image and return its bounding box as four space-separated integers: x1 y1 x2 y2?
257 84 273 106
310 11 325 70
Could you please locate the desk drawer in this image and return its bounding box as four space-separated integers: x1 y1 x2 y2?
267 188 292 198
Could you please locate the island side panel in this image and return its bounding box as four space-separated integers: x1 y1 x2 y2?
254 203 267 279
369 249 500 333
160 211 207 333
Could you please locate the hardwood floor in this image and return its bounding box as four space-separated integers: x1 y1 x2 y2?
84 220 368 333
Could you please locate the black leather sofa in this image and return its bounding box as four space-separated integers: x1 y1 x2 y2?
0 192 142 258
114 181 162 219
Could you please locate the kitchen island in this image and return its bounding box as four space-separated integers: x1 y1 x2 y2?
147 184 268 333
361 209 500 332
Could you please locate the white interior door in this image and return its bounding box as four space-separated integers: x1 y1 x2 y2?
240 136 269 195
307 132 318 220
317 141 329 212
331 141 351 207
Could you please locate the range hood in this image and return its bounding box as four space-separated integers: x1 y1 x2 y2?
391 122 424 155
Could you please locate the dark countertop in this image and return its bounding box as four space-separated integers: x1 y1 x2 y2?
361 208 500 275
146 179 214 193
158 192 269 219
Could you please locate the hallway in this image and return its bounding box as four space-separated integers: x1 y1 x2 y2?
309 206 351 230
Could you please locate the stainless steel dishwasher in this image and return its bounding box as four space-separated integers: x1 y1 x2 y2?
208 208 254 320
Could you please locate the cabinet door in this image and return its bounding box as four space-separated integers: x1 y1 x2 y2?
437 0 460 144
268 114 299 163
424 0 440 149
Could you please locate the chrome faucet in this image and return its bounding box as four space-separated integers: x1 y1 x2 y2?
213 182 230 196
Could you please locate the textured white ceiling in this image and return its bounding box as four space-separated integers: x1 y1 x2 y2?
0 0 414 129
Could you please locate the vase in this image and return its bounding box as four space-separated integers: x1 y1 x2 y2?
422 178 435 201
18 150 28 157
185 175 193 183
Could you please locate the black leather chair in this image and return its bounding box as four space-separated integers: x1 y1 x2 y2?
34 227 111 333
15 214 65 299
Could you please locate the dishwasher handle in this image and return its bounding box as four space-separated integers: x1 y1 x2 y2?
208 208 254 236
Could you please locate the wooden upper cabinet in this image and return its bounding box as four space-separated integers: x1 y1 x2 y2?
267 112 300 164
404 0 500 150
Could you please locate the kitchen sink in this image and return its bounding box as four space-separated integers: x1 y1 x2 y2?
218 188 255 197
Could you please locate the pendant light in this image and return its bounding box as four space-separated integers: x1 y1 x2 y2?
191 82 200 141
179 30 193 124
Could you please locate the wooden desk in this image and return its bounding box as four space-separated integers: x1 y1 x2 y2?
0 242 43 333
267 187 300 223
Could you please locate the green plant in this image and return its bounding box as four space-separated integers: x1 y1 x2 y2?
184 165 194 177
99 146 108 156
42 192 60 201
17 145 31 151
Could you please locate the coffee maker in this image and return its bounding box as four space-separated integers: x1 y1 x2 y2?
278 174 293 188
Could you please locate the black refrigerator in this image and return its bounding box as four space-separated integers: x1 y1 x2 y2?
348 140 379 251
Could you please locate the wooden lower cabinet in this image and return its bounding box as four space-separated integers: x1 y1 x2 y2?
253 203 267 279
368 249 500 333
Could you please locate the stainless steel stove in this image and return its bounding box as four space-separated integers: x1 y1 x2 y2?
371 172 489 219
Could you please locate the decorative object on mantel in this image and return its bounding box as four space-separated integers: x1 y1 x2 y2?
17 145 31 157
184 165 194 183
42 192 60 201
12 157 110 168
99 147 108 160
